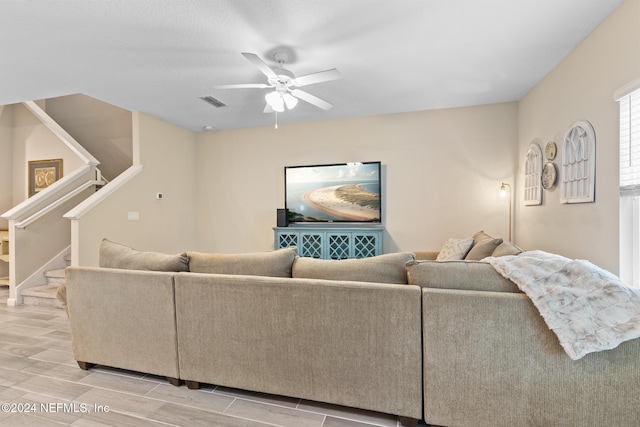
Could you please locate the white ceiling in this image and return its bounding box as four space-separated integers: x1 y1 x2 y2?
0 0 623 132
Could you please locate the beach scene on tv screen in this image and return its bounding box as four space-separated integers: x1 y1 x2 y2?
286 163 381 222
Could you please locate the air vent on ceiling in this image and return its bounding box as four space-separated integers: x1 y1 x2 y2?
200 96 227 108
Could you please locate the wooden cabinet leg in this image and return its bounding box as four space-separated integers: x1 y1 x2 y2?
166 377 180 386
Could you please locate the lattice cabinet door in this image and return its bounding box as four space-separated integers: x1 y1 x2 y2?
300 232 324 259
328 233 351 260
275 231 299 250
352 233 379 258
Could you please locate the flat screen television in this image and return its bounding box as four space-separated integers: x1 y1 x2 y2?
284 161 382 224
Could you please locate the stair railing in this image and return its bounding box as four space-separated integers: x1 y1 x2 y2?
15 179 104 230
1 165 103 305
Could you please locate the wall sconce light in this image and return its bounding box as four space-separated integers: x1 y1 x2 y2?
499 182 513 242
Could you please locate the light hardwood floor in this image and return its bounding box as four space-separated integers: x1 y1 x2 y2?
0 287 427 426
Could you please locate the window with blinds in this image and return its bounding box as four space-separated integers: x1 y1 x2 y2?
618 81 640 287
620 87 640 195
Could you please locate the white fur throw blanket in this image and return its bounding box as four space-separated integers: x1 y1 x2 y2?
486 250 640 360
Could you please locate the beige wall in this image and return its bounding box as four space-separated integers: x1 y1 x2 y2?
0 106 13 229
76 112 197 266
195 102 518 254
517 0 640 273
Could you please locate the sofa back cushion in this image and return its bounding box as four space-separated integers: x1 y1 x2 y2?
187 246 297 277
292 252 416 284
406 259 521 293
99 238 189 271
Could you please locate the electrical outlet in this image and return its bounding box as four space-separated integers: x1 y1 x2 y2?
127 212 139 221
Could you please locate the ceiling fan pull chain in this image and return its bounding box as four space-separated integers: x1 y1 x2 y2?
275 111 278 129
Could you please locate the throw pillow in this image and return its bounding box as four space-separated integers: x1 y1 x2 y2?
465 231 503 260
292 252 416 284
99 238 189 271
187 246 297 278
436 237 474 261
492 241 523 257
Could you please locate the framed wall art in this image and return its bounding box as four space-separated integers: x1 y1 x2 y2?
28 159 63 197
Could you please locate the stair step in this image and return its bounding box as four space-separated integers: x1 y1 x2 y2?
22 284 63 309
44 268 65 278
44 268 66 286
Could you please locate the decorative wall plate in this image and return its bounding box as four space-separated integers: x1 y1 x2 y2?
541 161 557 190
545 141 557 160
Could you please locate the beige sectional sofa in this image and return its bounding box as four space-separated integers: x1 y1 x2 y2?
65 240 423 424
408 259 640 427
64 236 640 426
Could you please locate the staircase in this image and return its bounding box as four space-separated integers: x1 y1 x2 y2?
21 255 70 309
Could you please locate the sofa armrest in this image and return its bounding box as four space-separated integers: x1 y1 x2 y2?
422 288 640 426
65 267 180 378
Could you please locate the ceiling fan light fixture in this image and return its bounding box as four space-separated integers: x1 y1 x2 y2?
283 93 298 109
265 91 284 112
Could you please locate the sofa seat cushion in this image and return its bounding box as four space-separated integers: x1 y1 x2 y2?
99 238 189 271
292 252 416 284
187 246 297 277
406 259 521 293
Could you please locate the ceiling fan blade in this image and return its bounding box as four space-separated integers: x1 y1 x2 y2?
241 52 277 79
213 83 270 89
294 69 342 86
291 89 333 111
263 103 274 113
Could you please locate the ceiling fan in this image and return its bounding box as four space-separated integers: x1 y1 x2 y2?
213 52 341 113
